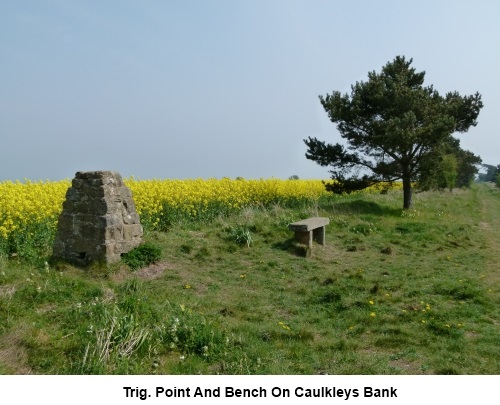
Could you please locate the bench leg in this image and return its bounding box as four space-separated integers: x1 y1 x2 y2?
313 226 326 245
294 231 312 248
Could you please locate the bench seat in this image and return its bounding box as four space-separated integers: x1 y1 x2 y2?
288 217 329 248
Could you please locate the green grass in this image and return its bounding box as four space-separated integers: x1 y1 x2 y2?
1 184 499 374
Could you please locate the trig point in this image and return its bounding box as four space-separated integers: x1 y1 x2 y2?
53 171 143 266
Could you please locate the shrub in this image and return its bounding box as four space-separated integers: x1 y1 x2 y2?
122 242 162 270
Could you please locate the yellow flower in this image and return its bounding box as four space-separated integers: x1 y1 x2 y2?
0 178 403 247
278 321 291 331
369 300 374 305
370 312 376 317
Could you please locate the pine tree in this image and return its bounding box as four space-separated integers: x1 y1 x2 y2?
305 56 483 209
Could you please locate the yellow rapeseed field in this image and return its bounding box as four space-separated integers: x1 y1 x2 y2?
0 177 402 243
126 178 331 227
0 179 70 240
0 178 329 240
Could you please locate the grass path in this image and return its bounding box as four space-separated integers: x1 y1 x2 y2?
477 183 500 288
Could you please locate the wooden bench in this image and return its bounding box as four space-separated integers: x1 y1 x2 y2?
288 217 329 248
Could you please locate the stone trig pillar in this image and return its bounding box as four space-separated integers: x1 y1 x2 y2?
53 171 143 266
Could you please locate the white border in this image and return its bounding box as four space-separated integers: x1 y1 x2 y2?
2 375 498 404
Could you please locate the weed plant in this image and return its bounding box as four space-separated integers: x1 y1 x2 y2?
227 226 253 247
121 243 162 270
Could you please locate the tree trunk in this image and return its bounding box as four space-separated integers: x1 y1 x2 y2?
402 173 413 210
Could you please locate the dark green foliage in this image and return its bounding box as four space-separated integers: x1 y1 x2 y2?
477 164 500 188
121 242 162 270
305 55 483 209
477 164 500 182
418 137 481 190
454 150 483 188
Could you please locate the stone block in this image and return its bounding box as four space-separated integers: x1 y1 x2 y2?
53 171 143 266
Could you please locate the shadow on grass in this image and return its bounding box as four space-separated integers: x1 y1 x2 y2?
326 199 402 217
272 238 310 257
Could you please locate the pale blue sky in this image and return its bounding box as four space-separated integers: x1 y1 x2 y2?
1 0 499 181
